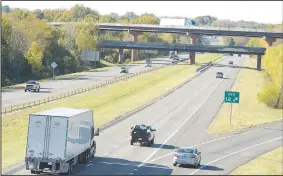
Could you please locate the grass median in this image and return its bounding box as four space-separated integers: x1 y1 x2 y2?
208 57 283 134
196 53 222 64
2 63 199 170
230 146 283 175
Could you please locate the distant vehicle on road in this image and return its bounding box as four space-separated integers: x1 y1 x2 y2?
229 53 233 56
238 54 241 57
216 72 224 78
169 51 179 60
130 124 156 146
173 146 201 168
25 80 40 92
229 61 233 65
120 66 128 73
145 59 152 67
173 55 179 60
145 62 152 67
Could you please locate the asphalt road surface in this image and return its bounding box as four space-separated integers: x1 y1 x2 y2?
14 55 283 175
2 55 186 108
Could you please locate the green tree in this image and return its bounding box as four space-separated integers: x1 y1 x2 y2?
24 41 43 72
76 24 98 51
194 15 217 26
258 44 283 109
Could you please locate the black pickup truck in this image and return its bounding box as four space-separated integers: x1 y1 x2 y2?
130 124 156 146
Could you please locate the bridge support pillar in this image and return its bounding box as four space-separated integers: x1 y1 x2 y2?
264 37 276 47
118 49 124 64
130 31 141 62
257 55 262 71
188 33 198 65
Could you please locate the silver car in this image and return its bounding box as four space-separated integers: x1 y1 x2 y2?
173 146 201 168
25 80 40 92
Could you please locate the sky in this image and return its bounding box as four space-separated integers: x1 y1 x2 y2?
2 1 283 24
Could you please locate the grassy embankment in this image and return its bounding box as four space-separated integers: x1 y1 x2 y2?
230 146 283 175
2 53 221 171
208 57 283 134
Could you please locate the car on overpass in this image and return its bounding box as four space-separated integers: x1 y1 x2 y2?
173 146 201 168
229 61 233 65
25 80 40 92
130 124 156 146
216 72 224 79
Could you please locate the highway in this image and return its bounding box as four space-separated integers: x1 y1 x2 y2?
2 56 182 108
14 55 282 175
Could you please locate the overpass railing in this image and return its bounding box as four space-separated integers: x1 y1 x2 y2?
99 23 283 33
48 22 282 33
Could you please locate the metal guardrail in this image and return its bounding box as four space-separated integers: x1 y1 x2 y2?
98 23 283 33
1 65 168 115
48 22 283 33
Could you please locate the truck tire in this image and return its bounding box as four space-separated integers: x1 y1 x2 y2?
68 163 73 175
86 149 90 161
81 151 87 164
130 140 134 145
147 141 151 147
151 138 155 144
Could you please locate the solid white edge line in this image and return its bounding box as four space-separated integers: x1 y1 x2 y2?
189 136 283 175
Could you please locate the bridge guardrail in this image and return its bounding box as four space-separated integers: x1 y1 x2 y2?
1 65 168 115
98 23 283 33
48 22 283 33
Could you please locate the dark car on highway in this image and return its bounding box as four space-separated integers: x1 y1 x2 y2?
216 72 224 79
120 66 128 73
229 61 233 65
130 124 156 146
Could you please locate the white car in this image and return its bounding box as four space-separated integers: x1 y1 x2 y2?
173 146 201 168
25 80 40 92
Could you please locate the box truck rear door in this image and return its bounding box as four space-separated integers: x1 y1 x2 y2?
47 117 68 159
26 115 47 158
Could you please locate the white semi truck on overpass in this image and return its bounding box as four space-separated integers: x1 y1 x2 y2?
159 18 196 26
25 107 99 174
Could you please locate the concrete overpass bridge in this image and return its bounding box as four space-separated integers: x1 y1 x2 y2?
48 22 281 64
97 40 266 70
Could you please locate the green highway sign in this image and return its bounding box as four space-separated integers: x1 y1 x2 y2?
224 91 240 104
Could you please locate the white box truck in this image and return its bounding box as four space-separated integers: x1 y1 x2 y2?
25 107 99 174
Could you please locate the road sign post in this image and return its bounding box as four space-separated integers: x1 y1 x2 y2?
50 62 58 79
224 91 240 125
